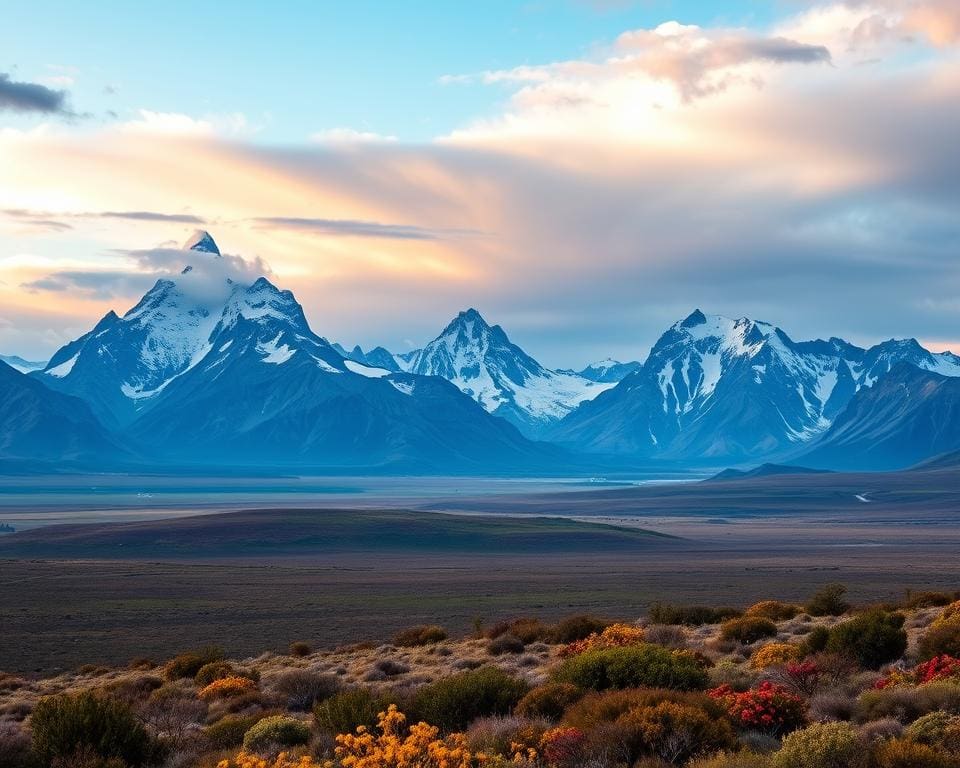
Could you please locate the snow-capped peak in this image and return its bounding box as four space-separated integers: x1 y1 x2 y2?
183 230 221 256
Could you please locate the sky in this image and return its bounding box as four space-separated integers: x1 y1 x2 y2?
1 0 958 368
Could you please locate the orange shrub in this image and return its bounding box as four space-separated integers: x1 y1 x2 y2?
217 752 321 768
750 643 802 669
200 675 257 701
560 623 646 657
745 601 799 621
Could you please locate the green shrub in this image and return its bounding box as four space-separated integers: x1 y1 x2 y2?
903 710 958 745
393 624 447 647
30 691 159 767
771 722 865 768
550 615 611 643
719 617 777 644
515 683 584 721
412 666 529 732
648 603 740 626
805 584 850 617
855 682 960 724
194 661 236 687
314 687 395 734
803 626 831 654
553 646 709 693
242 715 311 753
164 645 224 680
871 737 954 768
204 713 264 750
826 611 907 669
289 641 312 657
615 701 736 764
918 617 960 661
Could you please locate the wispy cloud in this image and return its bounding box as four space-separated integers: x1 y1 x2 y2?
251 216 482 241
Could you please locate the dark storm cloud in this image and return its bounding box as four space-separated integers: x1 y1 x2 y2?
0 73 68 113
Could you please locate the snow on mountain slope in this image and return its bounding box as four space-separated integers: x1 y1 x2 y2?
561 358 642 383
548 309 960 462
408 309 612 437
0 355 47 374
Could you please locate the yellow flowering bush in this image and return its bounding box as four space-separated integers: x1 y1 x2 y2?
750 643 802 669
934 602 960 626
560 623 646 657
333 705 489 768
200 675 257 700
217 752 321 768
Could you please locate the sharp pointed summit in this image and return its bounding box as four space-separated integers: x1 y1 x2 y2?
183 230 221 256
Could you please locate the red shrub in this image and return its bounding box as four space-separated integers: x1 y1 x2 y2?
709 681 806 735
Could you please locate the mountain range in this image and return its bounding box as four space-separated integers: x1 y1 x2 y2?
3 231 960 473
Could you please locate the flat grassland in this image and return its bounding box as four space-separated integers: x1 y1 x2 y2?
2 464 960 673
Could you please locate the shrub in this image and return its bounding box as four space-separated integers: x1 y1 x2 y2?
750 643 802 669
903 591 955 610
199 676 257 701
540 726 587 768
333 705 483 768
553 645 709 692
0 722 30 768
550 615 611 643
412 666 529 732
271 669 340 711
465 714 549 755
370 658 410 678
203 713 263 750
561 623 647 657
392 624 447 646
486 617 550 643
918 617 960 661
903 710 958 745
858 717 903 743
516 683 585 721
855 681 960 723
805 584 850 617
688 753 772 768
615 701 736 764
746 601 800 621
802 626 831 654
193 660 236 687
719 617 777 644
648 603 740 626
313 687 394 734
242 715 311 753
771 722 864 768
289 641 312 657
487 634 525 655
30 691 159 767
871 737 954 768
645 624 689 649
164 645 224 680
826 611 907 669
709 682 806 735
562 689 727 731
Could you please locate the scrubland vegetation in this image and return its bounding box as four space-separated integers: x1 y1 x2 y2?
6 586 960 767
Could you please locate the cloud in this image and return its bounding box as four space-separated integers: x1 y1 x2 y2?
0 73 70 114
251 216 481 241
2 208 206 230
310 128 398 144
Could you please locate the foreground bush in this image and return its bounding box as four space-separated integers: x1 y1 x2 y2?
750 643 802 669
314 687 395 734
719 617 777 644
919 616 960 661
855 681 960 724
515 683 584 721
30 691 159 767
553 645 709 692
562 689 727 731
412 666 529 732
204 713 264 750
242 715 311 753
871 737 955 768
826 610 907 669
392 624 447 647
771 721 864 768
709 682 806 735
615 700 736 764
334 705 489 768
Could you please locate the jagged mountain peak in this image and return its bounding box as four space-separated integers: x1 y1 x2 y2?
183 230 221 256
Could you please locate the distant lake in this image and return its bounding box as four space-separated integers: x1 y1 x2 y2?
0 472 697 531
